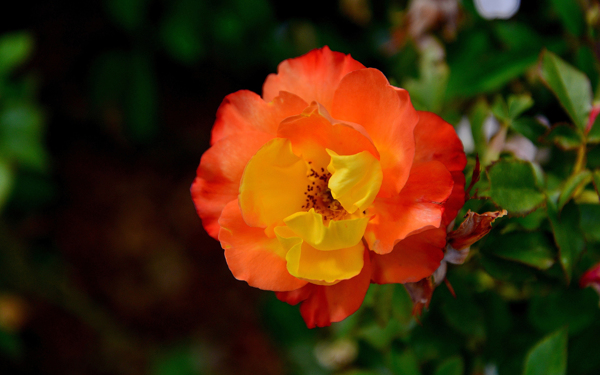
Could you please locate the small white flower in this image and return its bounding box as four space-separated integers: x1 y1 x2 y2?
474 0 520 20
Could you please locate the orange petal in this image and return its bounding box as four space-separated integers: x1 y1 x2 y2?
413 111 467 173
211 90 307 145
262 46 365 110
219 200 307 292
191 132 273 238
277 102 379 165
364 160 454 254
276 250 371 328
443 171 466 227
413 110 467 225
370 228 446 284
331 70 418 197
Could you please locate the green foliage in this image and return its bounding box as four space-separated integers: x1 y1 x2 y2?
523 327 568 375
547 199 586 283
0 31 33 78
539 50 592 132
4 1 600 374
484 231 555 270
486 160 546 215
433 357 464 375
557 170 592 210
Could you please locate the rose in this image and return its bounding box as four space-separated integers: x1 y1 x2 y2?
191 47 466 328
581 262 600 298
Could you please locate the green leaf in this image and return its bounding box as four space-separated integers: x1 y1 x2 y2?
469 99 490 158
539 50 592 131
439 279 485 339
105 0 148 31
508 94 534 120
593 170 600 198
0 328 22 359
392 284 416 329
486 160 546 215
549 0 585 37
447 33 538 98
0 102 47 170
127 52 158 142
159 0 206 64
529 288 597 334
402 38 449 113
494 95 534 123
510 117 548 144
545 124 583 150
546 199 585 283
479 253 538 283
0 31 33 77
523 327 568 375
391 349 422 375
557 170 592 210
587 113 600 143
358 319 404 351
579 203 600 242
484 232 555 270
0 158 14 212
434 356 464 375
491 95 509 123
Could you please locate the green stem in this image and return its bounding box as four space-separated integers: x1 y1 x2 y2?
574 144 586 175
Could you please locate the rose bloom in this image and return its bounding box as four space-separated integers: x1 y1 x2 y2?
191 47 466 328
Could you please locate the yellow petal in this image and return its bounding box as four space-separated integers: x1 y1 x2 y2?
239 138 308 235
284 208 369 250
283 236 365 284
326 149 383 213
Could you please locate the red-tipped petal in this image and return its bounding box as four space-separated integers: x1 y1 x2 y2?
262 46 365 110
219 200 307 292
365 160 454 254
191 132 274 238
370 228 446 284
276 250 371 328
211 90 307 145
331 70 418 197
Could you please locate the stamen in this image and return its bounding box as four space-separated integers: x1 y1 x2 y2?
300 163 351 223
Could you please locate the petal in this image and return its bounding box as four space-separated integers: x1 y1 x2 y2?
331 70 418 197
276 283 315 306
283 234 365 284
443 171 466 226
219 200 307 292
370 228 446 284
326 149 382 213
283 209 369 251
413 110 466 172
276 250 371 328
262 46 366 110
447 209 507 252
277 102 380 167
191 132 273 238
364 161 454 254
211 90 307 145
239 138 308 235
413 111 466 225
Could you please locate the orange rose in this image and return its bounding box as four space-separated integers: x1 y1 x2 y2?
191 47 466 328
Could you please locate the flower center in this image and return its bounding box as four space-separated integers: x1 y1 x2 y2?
301 163 347 222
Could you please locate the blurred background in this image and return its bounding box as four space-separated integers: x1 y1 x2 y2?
1 0 600 374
